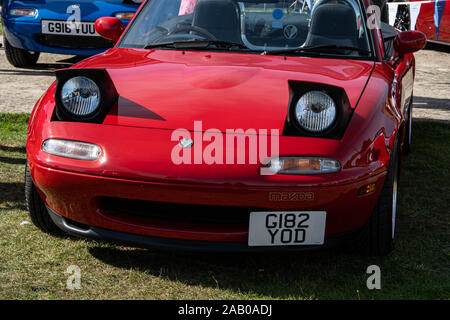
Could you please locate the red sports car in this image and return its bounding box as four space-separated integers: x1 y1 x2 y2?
26 0 426 255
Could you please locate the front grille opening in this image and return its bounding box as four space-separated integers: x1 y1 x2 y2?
35 34 114 50
101 197 265 225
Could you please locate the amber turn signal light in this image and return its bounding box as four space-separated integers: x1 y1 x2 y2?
358 183 376 196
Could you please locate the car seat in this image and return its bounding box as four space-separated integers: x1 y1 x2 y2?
304 3 359 48
191 0 242 44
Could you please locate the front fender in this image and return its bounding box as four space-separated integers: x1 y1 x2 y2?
343 63 401 172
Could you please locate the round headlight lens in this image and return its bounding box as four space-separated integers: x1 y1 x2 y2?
295 91 337 133
61 77 101 117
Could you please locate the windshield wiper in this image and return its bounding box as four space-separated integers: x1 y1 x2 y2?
145 39 248 50
263 45 371 56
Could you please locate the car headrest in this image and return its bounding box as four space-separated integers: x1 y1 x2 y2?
192 0 241 44
305 3 359 47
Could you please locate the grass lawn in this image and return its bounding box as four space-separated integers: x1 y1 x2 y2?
0 113 448 300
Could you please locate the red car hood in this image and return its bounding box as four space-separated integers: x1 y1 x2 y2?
83 48 375 133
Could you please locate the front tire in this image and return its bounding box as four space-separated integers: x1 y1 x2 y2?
4 36 40 68
355 139 400 256
25 165 63 236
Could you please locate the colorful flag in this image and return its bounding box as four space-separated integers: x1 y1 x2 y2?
410 3 422 31
434 0 447 39
388 3 399 26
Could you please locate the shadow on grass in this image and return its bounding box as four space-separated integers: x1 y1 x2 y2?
0 145 26 153
88 245 372 299
0 182 26 211
0 156 26 165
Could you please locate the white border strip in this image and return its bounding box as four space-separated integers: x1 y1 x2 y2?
388 0 442 4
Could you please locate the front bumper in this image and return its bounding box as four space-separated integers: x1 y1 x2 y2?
47 206 360 252
3 20 114 55
29 159 385 246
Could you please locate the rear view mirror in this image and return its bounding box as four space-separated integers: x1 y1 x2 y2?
95 17 125 43
394 31 427 56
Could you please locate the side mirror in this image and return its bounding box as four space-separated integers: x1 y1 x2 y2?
95 17 125 43
394 31 427 56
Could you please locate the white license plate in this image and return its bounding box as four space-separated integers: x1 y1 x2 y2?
41 20 99 37
248 211 326 246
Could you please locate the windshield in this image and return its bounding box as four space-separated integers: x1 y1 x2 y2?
118 0 372 57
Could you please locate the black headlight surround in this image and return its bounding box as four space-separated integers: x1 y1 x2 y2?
283 81 354 140
54 69 118 124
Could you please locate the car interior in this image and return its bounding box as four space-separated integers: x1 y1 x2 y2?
192 0 242 44
381 22 399 59
304 3 359 48
129 0 372 56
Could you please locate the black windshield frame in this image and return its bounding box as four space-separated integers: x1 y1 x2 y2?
116 0 377 60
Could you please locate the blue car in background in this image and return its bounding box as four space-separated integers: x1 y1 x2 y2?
1 0 143 67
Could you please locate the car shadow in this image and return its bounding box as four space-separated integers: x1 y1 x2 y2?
414 96 450 112
0 156 26 165
0 145 27 165
0 145 27 153
26 55 87 71
0 182 27 211
424 42 450 54
0 56 87 76
0 145 27 210
87 244 369 298
0 68 55 77
413 96 450 124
